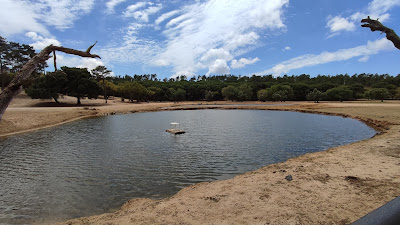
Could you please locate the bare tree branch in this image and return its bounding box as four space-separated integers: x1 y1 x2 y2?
361 16 400 50
0 42 101 120
86 40 97 53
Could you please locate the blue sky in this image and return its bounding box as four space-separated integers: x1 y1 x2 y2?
1 0 399 79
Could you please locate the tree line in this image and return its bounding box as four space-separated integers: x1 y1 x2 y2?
27 66 400 104
0 36 46 90
1 36 400 104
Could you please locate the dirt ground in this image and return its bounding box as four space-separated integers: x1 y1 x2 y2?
1 93 399 225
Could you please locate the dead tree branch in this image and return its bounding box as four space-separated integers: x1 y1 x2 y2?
0 42 101 120
361 16 400 50
86 40 97 53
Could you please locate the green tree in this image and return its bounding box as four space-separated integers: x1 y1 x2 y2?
205 90 220 101
221 85 238 101
103 80 118 98
119 81 148 102
257 89 268 102
306 88 323 103
312 82 336 92
371 81 388 89
5 42 36 73
147 87 164 101
385 84 397 99
237 84 253 101
272 91 284 101
265 85 294 101
0 36 9 90
325 86 353 101
291 83 311 100
165 88 176 101
349 83 365 99
0 36 44 90
61 67 100 105
395 87 400 99
369 88 390 102
91 65 112 103
173 88 186 102
364 89 372 100
26 71 68 103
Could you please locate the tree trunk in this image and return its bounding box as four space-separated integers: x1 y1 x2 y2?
52 96 59 103
0 85 22 118
0 60 3 90
77 96 81 105
103 78 107 103
0 43 100 120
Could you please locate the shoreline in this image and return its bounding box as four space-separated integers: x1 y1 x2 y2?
1 95 400 224
1 101 391 138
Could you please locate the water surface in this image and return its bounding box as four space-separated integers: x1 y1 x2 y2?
0 110 376 224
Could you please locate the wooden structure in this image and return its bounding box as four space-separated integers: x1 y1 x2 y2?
166 122 185 134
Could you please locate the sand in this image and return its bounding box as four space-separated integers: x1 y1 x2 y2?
1 93 399 225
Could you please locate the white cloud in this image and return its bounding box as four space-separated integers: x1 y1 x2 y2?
78 58 105 72
326 16 356 33
368 0 400 16
124 2 147 16
326 0 400 36
99 0 288 77
200 48 233 62
38 0 95 30
25 32 61 50
283 46 291 51
126 23 146 36
45 53 108 75
0 0 48 36
99 36 162 68
0 0 95 36
124 2 162 22
224 32 260 52
207 59 230 75
154 59 169 66
165 14 190 28
106 0 127 14
257 38 395 76
155 10 180 25
231 57 260 69
154 0 289 76
358 55 370 62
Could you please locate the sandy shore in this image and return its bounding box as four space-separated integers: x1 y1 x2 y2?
1 93 400 225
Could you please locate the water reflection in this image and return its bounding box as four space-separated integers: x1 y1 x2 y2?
0 110 376 224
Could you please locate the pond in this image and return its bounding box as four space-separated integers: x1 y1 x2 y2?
0 110 376 224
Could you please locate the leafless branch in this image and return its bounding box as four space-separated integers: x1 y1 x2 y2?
361 16 400 50
0 42 101 120
86 41 98 53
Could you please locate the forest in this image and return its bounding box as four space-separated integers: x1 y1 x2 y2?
1 36 400 104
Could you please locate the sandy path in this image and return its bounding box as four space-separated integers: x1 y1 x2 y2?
1 94 399 224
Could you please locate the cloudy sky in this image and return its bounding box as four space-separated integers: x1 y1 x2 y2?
1 0 399 78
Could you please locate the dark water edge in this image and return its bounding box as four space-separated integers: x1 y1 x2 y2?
0 110 376 224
